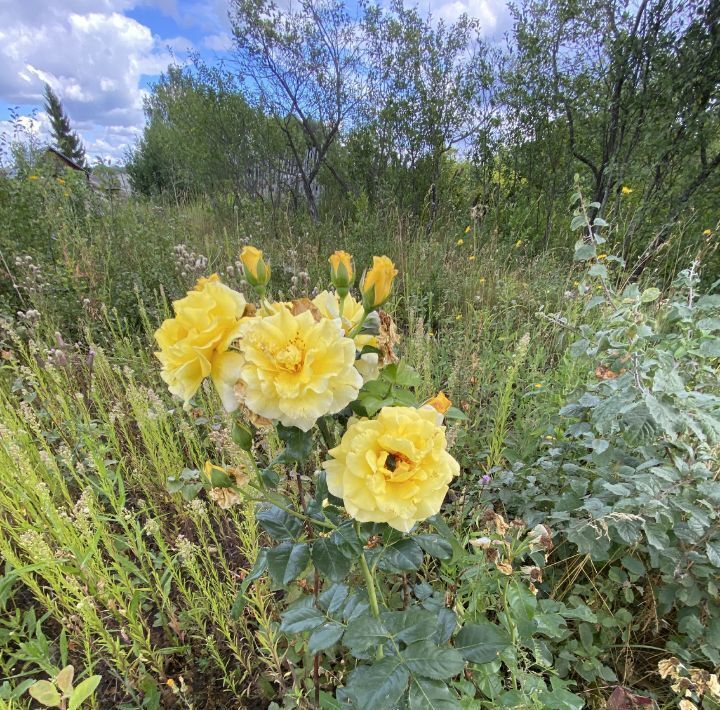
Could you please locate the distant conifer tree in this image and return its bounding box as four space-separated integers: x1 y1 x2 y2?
43 84 86 167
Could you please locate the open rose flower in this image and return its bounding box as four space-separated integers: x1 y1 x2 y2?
235 305 362 431
323 406 459 532
154 276 248 404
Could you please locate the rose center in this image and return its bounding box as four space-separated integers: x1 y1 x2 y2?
275 340 304 373
380 450 414 481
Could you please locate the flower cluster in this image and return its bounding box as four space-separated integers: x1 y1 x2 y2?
156 246 459 532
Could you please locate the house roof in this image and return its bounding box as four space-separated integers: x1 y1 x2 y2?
45 146 88 173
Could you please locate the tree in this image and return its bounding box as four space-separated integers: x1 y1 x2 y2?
229 0 364 220
43 84 86 168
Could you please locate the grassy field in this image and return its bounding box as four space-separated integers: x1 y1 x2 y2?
1 176 718 709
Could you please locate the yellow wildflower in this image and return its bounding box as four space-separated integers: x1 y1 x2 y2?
361 256 397 310
464 225 471 233
515 240 522 248
621 186 633 195
323 406 459 532
455 314 462 321
534 383 542 389
479 277 486 285
236 306 362 431
468 255 476 261
28 175 39 181
154 278 247 406
57 177 65 185
456 239 464 246
597 253 607 260
703 229 712 237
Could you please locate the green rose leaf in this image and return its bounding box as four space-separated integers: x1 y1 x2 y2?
345 657 409 710
403 640 465 680
280 605 325 634
382 608 438 645
343 616 389 656
266 542 310 586
414 534 453 560
408 677 460 709
256 506 303 541
318 583 349 615
378 539 423 572
455 621 511 664
312 538 353 582
276 424 313 461
231 420 253 451
308 621 345 653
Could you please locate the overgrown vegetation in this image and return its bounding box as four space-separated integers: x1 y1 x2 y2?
0 0 719 707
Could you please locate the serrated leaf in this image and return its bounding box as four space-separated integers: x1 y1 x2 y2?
312 538 353 582
276 424 313 461
382 608 437 644
454 621 511 664
415 534 453 560
403 641 465 679
308 621 345 653
345 657 409 710
319 583 349 615
343 616 389 655
378 539 423 572
408 677 460 709
280 605 325 634
266 542 310 586
68 675 101 710
256 506 303 541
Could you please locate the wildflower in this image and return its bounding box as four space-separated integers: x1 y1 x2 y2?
479 277 485 285
426 391 452 414
573 280 579 286
240 246 271 296
515 240 522 248
468 255 476 261
328 250 354 296
456 239 464 246
154 277 248 406
464 226 471 234
361 256 397 310
57 177 65 185
323 406 459 532
455 314 462 321
621 186 633 194
534 383 542 389
703 229 712 237
235 306 362 431
597 253 607 260
481 474 491 484
28 175 39 181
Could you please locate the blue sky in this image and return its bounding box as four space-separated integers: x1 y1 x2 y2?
0 0 511 164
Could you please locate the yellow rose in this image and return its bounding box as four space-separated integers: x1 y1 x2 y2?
426 391 452 414
240 246 271 293
328 250 354 293
237 305 362 431
154 280 247 404
313 290 380 382
361 256 397 310
323 406 459 532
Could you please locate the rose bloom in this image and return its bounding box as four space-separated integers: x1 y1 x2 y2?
323 406 459 532
236 305 362 431
154 277 247 404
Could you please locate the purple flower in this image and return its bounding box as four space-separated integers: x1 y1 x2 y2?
481 474 491 484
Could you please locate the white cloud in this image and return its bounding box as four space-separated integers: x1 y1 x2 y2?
0 0 177 162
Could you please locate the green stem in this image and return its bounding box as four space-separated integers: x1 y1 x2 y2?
357 523 383 659
347 308 371 339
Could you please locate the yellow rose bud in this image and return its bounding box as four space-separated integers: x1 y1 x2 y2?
329 250 354 295
427 391 452 414
361 256 397 310
240 246 271 294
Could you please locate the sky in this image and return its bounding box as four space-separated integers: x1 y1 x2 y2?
0 0 512 165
